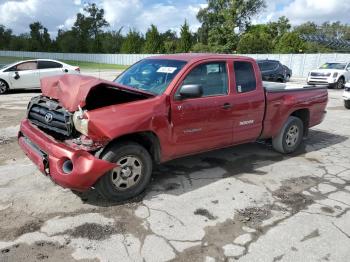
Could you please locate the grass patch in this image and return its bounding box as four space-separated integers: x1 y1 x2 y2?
0 56 128 70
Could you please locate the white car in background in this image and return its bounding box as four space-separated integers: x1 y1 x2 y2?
0 59 80 94
307 62 350 89
343 82 350 109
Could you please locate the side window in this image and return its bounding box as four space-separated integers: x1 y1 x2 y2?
257 62 266 71
265 61 275 70
346 64 350 70
38 61 63 69
16 62 37 71
182 62 228 97
233 61 257 93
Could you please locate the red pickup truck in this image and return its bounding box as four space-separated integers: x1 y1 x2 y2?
18 54 328 201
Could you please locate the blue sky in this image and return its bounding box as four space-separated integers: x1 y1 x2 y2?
0 0 349 37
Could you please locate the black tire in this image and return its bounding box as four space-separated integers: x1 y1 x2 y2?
95 142 152 201
336 77 345 89
272 116 304 154
345 100 350 109
0 79 8 94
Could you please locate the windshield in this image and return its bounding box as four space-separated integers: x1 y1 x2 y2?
114 59 187 95
1 62 16 70
320 63 346 70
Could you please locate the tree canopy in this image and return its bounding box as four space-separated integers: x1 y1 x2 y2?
1 1 350 54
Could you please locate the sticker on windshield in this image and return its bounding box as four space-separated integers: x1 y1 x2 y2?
157 67 177 73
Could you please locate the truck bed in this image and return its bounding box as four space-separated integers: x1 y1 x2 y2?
263 81 328 92
261 81 328 139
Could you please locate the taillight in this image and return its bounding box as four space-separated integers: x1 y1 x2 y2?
75 67 80 72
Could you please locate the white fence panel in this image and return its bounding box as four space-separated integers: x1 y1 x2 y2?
1 50 350 77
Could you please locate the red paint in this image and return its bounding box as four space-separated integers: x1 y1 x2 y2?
40 74 153 112
18 119 116 191
19 54 328 191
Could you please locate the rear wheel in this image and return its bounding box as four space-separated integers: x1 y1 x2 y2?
95 142 152 201
345 100 350 109
0 80 8 94
272 116 304 154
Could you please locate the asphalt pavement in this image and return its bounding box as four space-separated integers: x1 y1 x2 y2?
0 76 349 262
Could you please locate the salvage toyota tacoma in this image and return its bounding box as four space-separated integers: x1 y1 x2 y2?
18 54 328 201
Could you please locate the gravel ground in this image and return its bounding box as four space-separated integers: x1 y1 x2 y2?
0 76 349 262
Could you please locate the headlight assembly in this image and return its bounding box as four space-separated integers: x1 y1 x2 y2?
73 107 89 136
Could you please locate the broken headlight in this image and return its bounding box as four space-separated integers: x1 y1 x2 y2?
73 108 89 136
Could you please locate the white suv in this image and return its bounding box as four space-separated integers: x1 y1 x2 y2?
307 62 350 89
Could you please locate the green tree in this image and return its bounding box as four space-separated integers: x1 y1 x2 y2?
0 25 13 49
197 0 266 53
293 22 318 35
178 20 192 52
100 28 124 53
161 30 178 53
267 16 291 39
237 29 273 53
143 24 164 53
121 29 144 53
71 3 109 52
56 29 80 52
274 32 306 53
8 34 31 51
28 22 51 51
191 42 210 52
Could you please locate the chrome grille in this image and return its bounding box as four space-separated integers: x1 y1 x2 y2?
27 96 73 136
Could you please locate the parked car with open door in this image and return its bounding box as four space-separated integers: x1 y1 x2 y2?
0 59 80 94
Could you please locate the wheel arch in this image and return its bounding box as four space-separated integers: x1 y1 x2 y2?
101 131 162 164
0 78 9 88
290 108 310 137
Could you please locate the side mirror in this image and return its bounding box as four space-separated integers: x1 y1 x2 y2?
178 84 203 99
63 68 69 73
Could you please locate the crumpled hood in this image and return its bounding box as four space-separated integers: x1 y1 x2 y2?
40 74 153 112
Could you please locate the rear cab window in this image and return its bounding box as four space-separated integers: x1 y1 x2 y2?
233 61 257 93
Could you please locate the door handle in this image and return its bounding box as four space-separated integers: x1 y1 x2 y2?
221 103 232 110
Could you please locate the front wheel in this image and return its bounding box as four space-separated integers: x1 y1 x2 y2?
0 80 8 94
272 116 304 154
345 100 350 109
336 77 345 89
95 142 153 201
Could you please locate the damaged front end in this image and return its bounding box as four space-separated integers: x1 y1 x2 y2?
19 74 153 191
26 95 107 152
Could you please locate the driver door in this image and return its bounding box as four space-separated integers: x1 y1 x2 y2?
170 61 234 157
8 61 40 89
